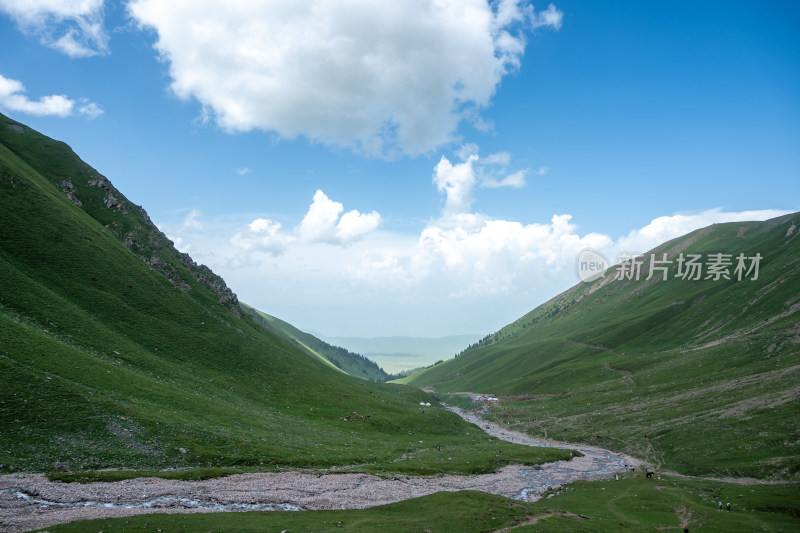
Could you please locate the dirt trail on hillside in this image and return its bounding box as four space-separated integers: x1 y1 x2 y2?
0 408 637 533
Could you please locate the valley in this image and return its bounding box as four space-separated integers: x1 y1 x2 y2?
1 113 798 531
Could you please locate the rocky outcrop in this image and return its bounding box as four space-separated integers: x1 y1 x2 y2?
58 169 241 314
88 176 111 190
103 192 123 212
179 253 240 311
59 179 83 207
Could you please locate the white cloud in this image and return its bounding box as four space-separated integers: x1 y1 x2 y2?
229 189 381 256
298 190 381 245
482 169 527 188
298 190 347 244
433 147 535 211
337 208 382 243
180 209 203 232
347 212 612 298
76 99 103 118
0 0 109 57
0 74 103 117
170 155 787 337
160 209 206 252
433 155 479 215
336 159 788 306
531 3 563 30
236 167 251 176
128 0 563 157
231 218 295 255
176 164 788 336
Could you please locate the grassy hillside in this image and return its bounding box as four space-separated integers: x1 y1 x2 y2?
241 303 389 381
0 112 571 476
409 214 800 480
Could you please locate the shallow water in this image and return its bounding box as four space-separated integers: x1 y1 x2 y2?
5 488 302 512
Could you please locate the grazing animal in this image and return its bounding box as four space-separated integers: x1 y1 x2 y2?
645 470 654 478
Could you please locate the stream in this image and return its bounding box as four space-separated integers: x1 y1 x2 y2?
0 406 640 532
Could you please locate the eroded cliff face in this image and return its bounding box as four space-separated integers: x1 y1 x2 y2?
3 117 240 314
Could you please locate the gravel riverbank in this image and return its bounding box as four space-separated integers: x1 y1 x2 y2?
0 407 639 532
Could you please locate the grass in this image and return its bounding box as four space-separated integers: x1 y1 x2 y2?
46 467 253 483
408 214 800 481
32 476 800 532
32 491 533 533
523 474 800 532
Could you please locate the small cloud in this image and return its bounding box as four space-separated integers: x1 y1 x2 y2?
336 209 381 243
433 154 479 215
298 190 381 245
166 234 190 253
236 167 251 176
180 209 203 231
231 218 295 255
483 152 511 166
231 190 381 255
298 190 346 244
535 166 548 176
433 147 537 211
482 169 527 189
0 0 110 57
77 99 103 118
531 3 563 31
455 142 480 161
0 74 103 118
476 150 534 189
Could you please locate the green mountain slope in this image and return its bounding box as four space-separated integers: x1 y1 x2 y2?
409 214 800 480
241 303 389 381
0 112 571 475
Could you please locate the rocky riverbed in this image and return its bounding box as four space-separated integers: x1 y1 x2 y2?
0 406 640 532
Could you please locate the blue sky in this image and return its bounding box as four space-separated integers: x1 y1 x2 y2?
1 1 798 338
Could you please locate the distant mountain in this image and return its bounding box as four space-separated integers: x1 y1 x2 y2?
1 112 553 476
320 334 483 374
409 214 800 480
241 303 389 382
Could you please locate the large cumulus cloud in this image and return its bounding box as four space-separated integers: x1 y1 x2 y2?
128 0 563 157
